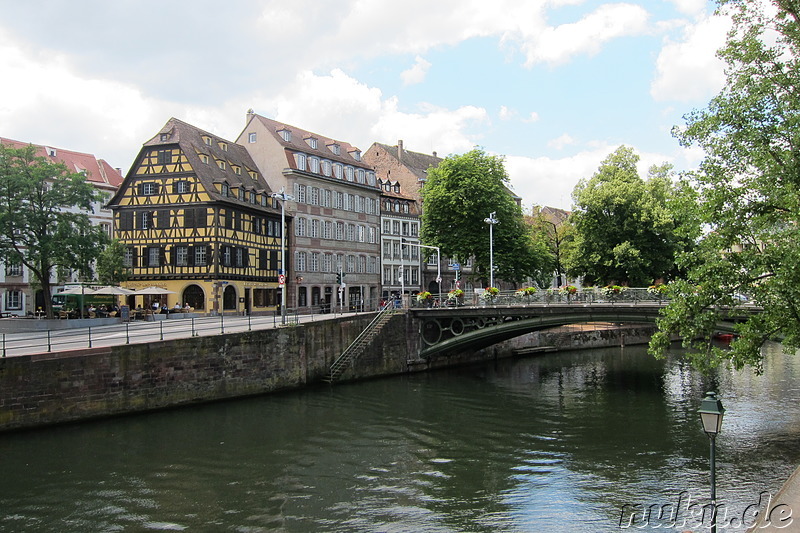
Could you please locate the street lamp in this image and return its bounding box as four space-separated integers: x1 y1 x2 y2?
484 212 499 288
699 391 725 533
270 188 294 325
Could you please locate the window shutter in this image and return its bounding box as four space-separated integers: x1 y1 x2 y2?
187 246 195 267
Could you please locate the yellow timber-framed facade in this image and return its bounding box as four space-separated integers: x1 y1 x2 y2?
108 118 285 315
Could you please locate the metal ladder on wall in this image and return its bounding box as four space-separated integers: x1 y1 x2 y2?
325 304 397 383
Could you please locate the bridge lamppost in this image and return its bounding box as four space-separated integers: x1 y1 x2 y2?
699 391 725 533
270 188 294 325
484 212 499 288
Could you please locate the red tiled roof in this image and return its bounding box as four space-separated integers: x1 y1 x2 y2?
0 136 123 189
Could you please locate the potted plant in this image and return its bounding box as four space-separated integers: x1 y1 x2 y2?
416 291 433 307
515 287 537 303
648 283 668 303
560 285 578 300
447 288 464 306
482 286 500 303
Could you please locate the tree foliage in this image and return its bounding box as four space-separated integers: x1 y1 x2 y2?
649 0 800 372
96 239 130 286
568 146 698 286
526 206 574 287
421 148 546 285
0 144 109 318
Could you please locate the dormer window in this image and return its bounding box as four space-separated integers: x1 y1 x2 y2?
160 133 169 141
219 142 228 151
202 136 212 146
350 149 361 161
295 153 307 171
309 157 320 174
330 143 341 155
233 165 242 175
221 182 230 197
238 188 245 201
279 128 292 142
306 137 318 149
217 160 226 170
200 154 209 164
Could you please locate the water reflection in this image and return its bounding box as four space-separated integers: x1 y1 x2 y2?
0 343 799 532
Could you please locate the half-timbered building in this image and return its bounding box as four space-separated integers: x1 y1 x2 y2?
108 118 284 315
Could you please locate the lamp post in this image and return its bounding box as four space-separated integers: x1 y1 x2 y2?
699 391 725 533
270 188 294 325
484 212 499 288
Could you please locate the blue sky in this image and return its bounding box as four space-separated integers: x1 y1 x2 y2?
0 0 730 210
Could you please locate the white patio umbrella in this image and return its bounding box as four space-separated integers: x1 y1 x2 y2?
92 286 136 295
58 286 96 295
135 287 176 295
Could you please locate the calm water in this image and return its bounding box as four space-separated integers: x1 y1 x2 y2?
1 343 799 532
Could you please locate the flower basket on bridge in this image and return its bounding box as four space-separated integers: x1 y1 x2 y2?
447 289 464 306
647 283 668 303
482 287 500 304
560 285 578 301
417 291 433 308
601 285 626 301
515 287 537 303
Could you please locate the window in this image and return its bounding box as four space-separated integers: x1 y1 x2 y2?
347 255 355 273
336 222 344 240
358 225 365 242
238 188 245 201
355 195 363 213
139 182 159 196
323 221 332 239
295 184 306 203
195 246 207 266
221 182 230 197
295 153 306 171
357 169 365 183
295 251 306 271
248 132 257 143
344 193 352 211
322 160 331 176
307 137 318 149
184 208 206 228
235 247 244 267
383 220 391 234
160 133 169 141
200 154 209 164
217 160 226 170
311 219 320 238
5 290 22 310
336 192 344 209
393 221 400 234
333 163 343 179
411 223 419 236
383 241 391 259
157 150 172 165
174 180 191 194
368 227 376 243
223 246 232 266
347 224 355 241
330 143 341 155
345 166 354 181
250 191 256 204
219 142 228 151
322 253 332 272
310 252 319 272
322 189 331 207
123 247 136 267
358 256 366 273
148 247 161 267
280 129 292 142
295 217 306 237
6 262 22 277
309 187 319 206
175 246 188 266
352 150 361 161
368 256 377 274
119 211 134 231
367 171 376 186
402 222 409 236
309 157 320 174
140 211 152 230
203 136 212 146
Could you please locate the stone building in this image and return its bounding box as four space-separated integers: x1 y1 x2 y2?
237 112 381 311
377 178 423 303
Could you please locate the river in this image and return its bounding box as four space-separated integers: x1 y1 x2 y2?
1 342 799 532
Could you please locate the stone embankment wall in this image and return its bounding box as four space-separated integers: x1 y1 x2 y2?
0 314 653 433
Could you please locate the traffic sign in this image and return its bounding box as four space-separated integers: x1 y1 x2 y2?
278 274 286 285
450 263 461 271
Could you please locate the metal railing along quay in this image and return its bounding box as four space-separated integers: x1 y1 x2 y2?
0 305 373 358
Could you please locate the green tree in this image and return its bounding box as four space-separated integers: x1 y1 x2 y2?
0 144 109 318
650 0 800 372
526 206 574 287
96 239 130 286
568 146 698 286
421 148 545 285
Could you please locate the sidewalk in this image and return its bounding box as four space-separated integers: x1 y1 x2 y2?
746 464 800 532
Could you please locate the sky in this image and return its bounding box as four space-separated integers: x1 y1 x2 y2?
0 0 731 211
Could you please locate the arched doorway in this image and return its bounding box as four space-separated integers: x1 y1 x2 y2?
182 284 205 310
223 285 237 310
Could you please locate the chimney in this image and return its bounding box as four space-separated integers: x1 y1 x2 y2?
397 139 403 161
246 108 255 124
432 151 437 158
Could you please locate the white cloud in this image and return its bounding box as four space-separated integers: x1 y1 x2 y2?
262 69 488 156
516 3 650 66
665 0 709 17
547 133 576 150
651 13 729 102
499 106 516 120
401 56 432 86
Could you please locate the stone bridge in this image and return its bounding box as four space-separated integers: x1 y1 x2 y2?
408 302 754 359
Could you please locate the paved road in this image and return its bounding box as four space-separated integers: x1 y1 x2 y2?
0 310 373 358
